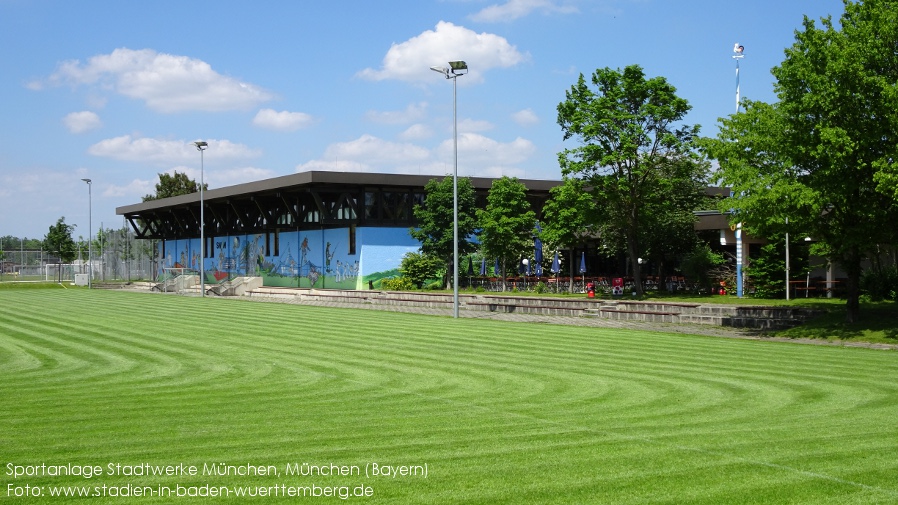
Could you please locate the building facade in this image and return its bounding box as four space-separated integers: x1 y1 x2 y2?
117 171 555 288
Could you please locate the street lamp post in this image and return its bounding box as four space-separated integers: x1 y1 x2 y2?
430 60 467 319
733 43 745 298
81 178 92 289
193 141 208 297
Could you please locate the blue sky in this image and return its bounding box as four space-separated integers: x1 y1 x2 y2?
0 0 846 240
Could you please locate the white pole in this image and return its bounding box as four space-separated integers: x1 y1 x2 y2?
452 72 459 318
733 43 745 297
200 147 205 297
785 217 790 300
194 141 208 297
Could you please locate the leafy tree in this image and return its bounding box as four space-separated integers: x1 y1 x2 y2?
399 251 445 288
679 242 726 294
477 176 536 290
409 176 478 288
142 171 207 201
639 167 708 289
701 0 898 322
746 238 810 299
44 217 77 282
140 171 205 279
540 177 597 290
557 64 707 295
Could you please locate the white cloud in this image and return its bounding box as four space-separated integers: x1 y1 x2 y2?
44 48 273 113
252 109 314 131
103 178 154 198
438 133 536 166
63 111 102 133
365 102 428 124
87 135 261 165
324 134 430 164
398 124 433 141
512 108 539 126
295 135 431 173
208 166 277 188
356 22 529 84
458 118 495 133
470 0 579 23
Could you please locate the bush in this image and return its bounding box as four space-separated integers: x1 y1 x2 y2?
680 243 726 293
380 277 415 291
400 252 445 288
860 266 898 302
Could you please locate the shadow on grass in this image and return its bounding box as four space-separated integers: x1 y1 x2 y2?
777 302 898 344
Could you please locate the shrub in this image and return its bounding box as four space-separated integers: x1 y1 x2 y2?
680 243 726 293
860 266 898 302
380 276 415 291
400 251 444 288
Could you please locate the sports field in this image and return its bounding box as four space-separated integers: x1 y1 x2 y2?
1 288 897 504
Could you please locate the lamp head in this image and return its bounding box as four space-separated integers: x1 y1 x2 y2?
733 43 745 58
449 60 468 73
193 141 208 151
430 65 449 77
81 178 91 184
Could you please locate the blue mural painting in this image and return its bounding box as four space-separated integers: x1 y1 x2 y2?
158 227 420 290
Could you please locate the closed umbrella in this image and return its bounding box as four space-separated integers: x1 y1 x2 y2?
579 252 586 274
467 257 474 277
480 257 486 276
534 222 544 264
551 251 560 275
495 258 500 277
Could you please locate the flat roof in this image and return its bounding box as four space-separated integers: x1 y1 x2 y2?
116 170 561 215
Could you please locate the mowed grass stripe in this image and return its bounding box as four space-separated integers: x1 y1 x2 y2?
1 289 897 504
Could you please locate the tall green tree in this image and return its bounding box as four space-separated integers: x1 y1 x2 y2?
142 171 207 202
701 0 898 322
557 64 707 294
540 177 597 290
44 217 77 282
140 171 205 278
409 176 478 288
477 176 535 290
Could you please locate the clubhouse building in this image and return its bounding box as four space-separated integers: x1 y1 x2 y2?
115 171 751 290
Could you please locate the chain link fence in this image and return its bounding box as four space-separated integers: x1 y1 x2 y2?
0 229 157 283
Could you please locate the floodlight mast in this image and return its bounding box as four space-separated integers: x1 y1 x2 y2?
193 141 208 297
81 178 92 289
430 60 467 318
732 44 745 298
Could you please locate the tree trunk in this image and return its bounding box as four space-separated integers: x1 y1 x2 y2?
844 251 862 324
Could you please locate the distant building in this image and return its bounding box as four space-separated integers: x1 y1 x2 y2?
116 171 555 288
116 170 750 288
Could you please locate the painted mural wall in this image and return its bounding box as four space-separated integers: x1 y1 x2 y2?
159 227 420 290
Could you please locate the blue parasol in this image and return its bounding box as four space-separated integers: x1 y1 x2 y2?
579 251 586 274
551 251 560 274
480 257 486 276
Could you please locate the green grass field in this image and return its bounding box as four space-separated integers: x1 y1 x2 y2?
1 288 897 504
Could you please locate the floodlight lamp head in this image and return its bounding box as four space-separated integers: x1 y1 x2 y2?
193 141 208 151
733 43 745 58
81 178 91 184
449 60 468 75
430 65 449 77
